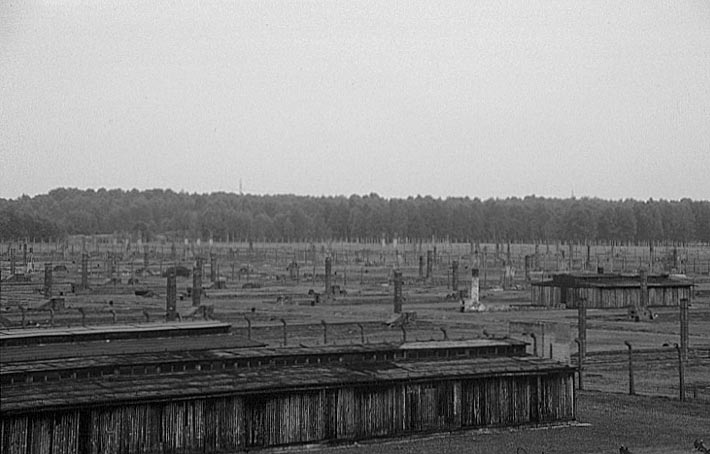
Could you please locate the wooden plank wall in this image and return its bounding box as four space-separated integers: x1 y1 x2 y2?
533 285 690 309
1 372 574 453
0 412 78 454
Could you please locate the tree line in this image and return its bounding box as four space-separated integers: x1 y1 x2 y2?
0 188 708 244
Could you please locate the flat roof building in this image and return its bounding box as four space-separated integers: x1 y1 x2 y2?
531 272 692 309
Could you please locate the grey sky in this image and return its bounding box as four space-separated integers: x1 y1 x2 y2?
1 0 709 200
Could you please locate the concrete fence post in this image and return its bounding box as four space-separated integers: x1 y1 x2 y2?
281 318 288 346
244 316 252 340
624 341 635 395
574 338 584 391
357 323 365 344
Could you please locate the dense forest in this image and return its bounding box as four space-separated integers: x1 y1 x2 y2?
0 188 708 244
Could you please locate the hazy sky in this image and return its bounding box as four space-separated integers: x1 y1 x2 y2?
1 0 709 200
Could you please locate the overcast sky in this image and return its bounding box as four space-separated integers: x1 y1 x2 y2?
1 0 709 201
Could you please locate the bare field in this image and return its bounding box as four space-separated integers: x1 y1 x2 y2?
2 241 709 452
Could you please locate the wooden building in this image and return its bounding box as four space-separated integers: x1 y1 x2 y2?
531 272 693 309
1 325 575 453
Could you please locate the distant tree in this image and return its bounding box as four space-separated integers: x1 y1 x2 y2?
1 188 706 244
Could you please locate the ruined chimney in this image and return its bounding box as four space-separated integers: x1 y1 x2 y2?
393 270 403 314
166 269 177 321
44 262 53 298
470 268 479 305
451 260 459 292
325 256 332 295
192 257 203 307
463 268 480 312
210 253 217 283
426 250 433 279
81 253 89 290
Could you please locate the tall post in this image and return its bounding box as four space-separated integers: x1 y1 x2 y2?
577 295 587 390
393 270 403 314
451 260 459 293
426 250 433 279
639 268 648 311
482 247 488 289
281 319 288 346
312 245 317 284
192 257 203 307
674 344 685 402
81 253 89 290
210 253 216 283
166 269 177 321
680 297 689 363
534 243 540 270
324 256 332 297
10 249 16 276
506 241 511 279
43 262 53 298
624 341 635 395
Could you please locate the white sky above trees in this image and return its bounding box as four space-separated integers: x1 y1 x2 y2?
1 0 709 200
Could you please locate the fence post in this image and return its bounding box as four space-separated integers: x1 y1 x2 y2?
624 341 635 395
574 338 583 391
244 316 252 340
577 295 587 389
357 323 365 344
676 344 685 402
664 342 685 401
78 307 86 327
281 318 288 346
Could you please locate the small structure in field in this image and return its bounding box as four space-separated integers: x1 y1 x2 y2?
531 272 693 309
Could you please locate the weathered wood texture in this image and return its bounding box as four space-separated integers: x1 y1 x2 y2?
532 285 691 309
1 372 573 453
